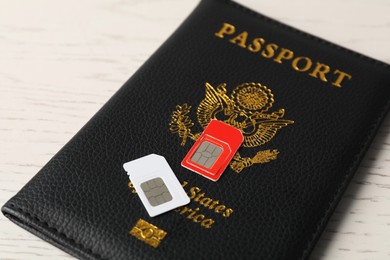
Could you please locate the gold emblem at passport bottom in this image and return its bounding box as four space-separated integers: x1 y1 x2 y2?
169 82 294 173
130 219 167 248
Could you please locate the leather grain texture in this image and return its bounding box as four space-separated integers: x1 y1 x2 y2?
2 0 390 259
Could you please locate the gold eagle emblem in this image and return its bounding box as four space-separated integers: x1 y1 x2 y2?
169 82 294 173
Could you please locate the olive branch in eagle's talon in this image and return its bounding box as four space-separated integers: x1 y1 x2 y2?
169 82 293 173
230 150 279 173
169 104 200 146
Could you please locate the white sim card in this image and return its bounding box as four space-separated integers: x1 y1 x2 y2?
123 154 190 217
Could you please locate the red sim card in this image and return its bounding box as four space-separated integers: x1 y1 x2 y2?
181 119 243 181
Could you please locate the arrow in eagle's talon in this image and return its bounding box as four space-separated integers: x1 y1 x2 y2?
170 82 293 173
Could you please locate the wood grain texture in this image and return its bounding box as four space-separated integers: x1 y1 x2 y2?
0 0 389 259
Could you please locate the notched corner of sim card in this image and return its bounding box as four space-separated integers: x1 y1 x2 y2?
123 153 164 173
236 127 244 142
182 194 191 205
122 162 131 174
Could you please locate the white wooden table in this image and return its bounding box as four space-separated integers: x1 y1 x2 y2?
1 0 389 259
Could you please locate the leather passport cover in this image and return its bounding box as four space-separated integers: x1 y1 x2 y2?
3 0 390 259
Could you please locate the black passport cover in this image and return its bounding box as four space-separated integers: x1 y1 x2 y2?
3 0 390 259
